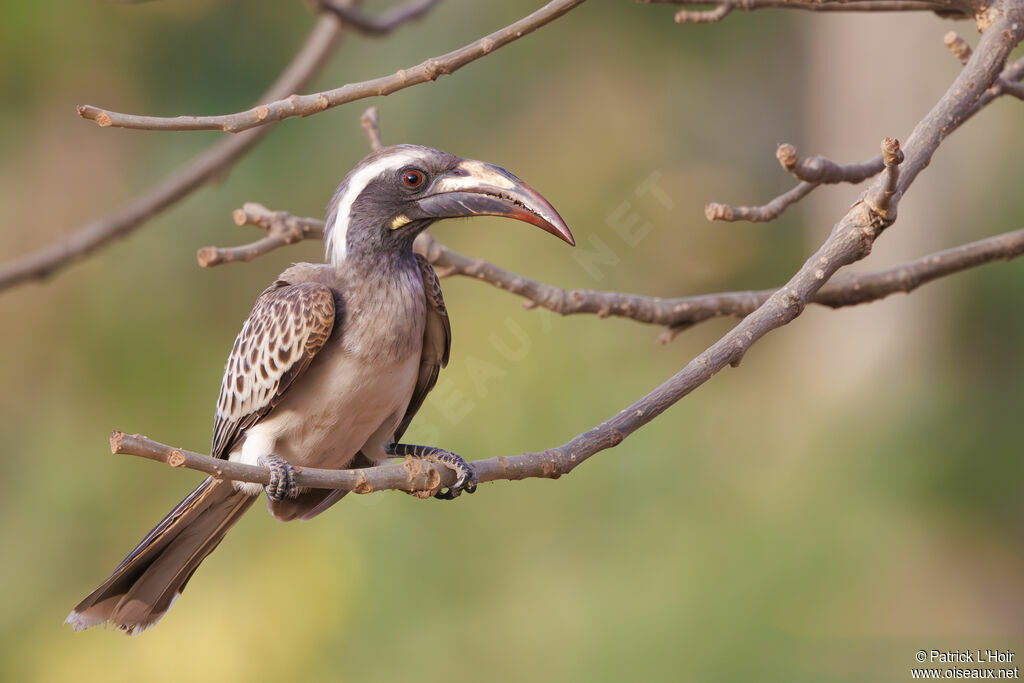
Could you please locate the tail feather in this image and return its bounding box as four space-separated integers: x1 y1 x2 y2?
68 477 255 635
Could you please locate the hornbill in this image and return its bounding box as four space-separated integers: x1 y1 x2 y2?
67 145 574 634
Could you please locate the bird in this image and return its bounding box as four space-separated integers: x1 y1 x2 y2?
67 144 574 634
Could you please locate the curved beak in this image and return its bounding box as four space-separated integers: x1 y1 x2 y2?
413 159 575 246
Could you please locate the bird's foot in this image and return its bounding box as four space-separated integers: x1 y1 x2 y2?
257 454 299 502
388 443 478 500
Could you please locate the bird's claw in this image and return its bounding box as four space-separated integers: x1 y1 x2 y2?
258 454 298 502
435 457 478 500
388 443 478 500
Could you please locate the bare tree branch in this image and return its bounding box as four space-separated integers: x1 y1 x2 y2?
705 146 886 222
429 227 1024 334
638 0 969 23
110 431 460 496
638 0 966 22
655 227 1024 340
196 203 327 268
992 55 1024 98
360 106 384 151
704 181 819 222
77 0 588 133
205 38 1024 340
775 144 884 184
318 0 441 35
703 44 1024 225
944 30 975 63
112 429 592 494
946 32 1024 99
672 3 734 22
202 202 1024 337
0 13 346 292
490 3 1024 475
110 0 1024 495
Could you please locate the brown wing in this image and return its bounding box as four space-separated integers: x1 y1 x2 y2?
210 281 337 459
394 254 451 441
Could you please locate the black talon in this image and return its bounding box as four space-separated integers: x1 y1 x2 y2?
440 458 478 500
258 454 298 502
388 442 478 500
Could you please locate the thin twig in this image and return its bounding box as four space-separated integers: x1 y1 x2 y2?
865 137 904 220
0 14 346 292
674 3 734 22
944 30 974 64
705 182 818 222
993 56 1024 99
775 144 884 184
639 0 968 23
706 146 885 223
318 0 441 35
198 102 382 262
196 203 326 267
1001 80 1024 99
360 106 384 151
77 0 589 133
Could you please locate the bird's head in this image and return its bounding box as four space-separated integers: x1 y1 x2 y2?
324 144 574 265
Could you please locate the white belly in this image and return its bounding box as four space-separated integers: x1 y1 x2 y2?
228 341 422 483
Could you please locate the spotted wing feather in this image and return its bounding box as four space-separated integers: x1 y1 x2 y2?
394 255 451 441
211 281 337 459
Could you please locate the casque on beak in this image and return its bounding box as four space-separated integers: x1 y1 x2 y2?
413 159 575 246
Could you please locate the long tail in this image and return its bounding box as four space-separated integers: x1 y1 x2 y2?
67 477 256 635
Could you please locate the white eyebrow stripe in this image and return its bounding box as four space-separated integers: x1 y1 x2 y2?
326 148 433 264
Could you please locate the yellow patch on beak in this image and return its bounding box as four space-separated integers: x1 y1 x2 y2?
390 214 411 230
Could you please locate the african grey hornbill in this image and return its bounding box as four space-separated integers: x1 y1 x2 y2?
67 144 574 634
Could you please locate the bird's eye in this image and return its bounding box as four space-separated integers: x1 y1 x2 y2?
402 169 425 189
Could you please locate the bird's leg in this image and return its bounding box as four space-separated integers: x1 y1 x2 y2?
257 454 299 502
387 443 478 500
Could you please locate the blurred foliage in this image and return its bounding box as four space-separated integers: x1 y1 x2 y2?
0 1 1022 681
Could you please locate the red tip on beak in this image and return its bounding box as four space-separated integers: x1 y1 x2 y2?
501 179 575 246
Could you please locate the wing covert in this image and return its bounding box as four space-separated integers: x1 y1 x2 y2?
210 281 336 459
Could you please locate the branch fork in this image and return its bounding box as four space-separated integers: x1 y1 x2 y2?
641 0 971 24
197 203 325 267
704 145 885 223
863 137 905 222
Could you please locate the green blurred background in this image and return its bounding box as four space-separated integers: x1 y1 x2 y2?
1 1 1022 681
